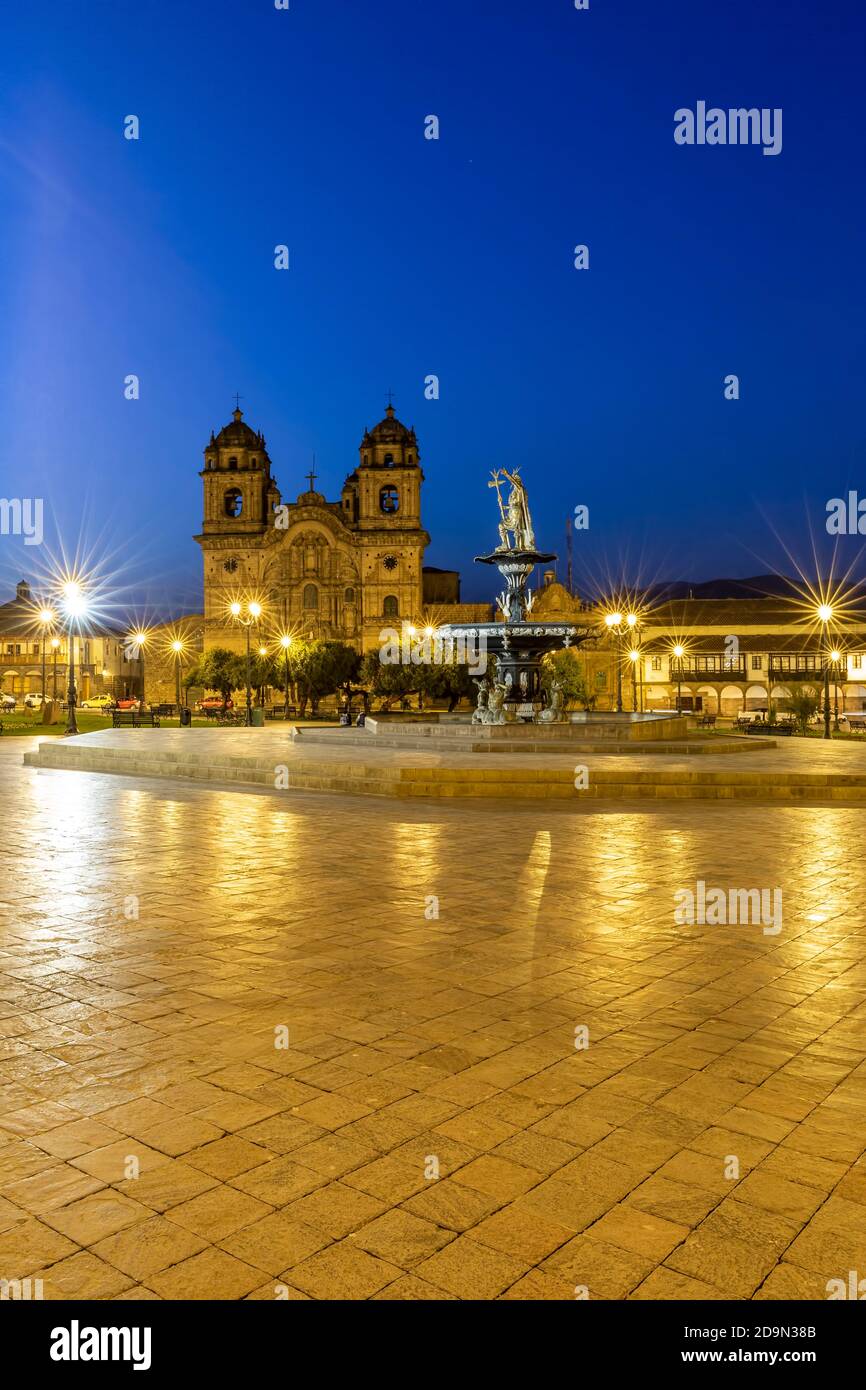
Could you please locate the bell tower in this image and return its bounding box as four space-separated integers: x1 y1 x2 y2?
200 406 277 535
341 400 429 646
195 403 282 645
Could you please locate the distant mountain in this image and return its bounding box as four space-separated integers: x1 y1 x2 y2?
642 575 802 601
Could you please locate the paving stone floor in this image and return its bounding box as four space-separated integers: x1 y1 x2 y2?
2 738 866 1300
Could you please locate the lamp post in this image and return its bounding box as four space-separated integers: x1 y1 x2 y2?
129 630 151 712
817 604 833 739
672 644 685 714
60 580 88 737
37 608 54 704
51 637 60 700
279 634 292 719
229 601 262 725
604 611 639 714
605 612 624 712
170 639 184 718
629 648 641 713
830 649 841 732
257 645 268 708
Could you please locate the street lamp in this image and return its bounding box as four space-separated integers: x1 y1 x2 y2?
229 600 262 725
59 580 88 736
170 639 185 717
50 637 60 701
672 644 685 715
37 607 54 705
817 604 834 739
604 611 640 714
628 649 641 713
278 633 292 719
830 649 842 732
604 613 625 712
129 630 151 712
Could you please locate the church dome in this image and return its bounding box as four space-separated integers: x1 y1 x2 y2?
210 407 265 451
361 403 417 450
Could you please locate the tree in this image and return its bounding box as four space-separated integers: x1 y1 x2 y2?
421 657 476 712
248 652 280 707
541 650 596 710
359 652 421 711
780 683 820 735
293 641 361 715
194 647 243 712
182 661 205 704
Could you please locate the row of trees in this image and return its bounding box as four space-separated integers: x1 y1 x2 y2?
183 641 479 715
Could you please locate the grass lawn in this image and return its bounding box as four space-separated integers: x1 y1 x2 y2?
0 711 338 737
0 711 112 737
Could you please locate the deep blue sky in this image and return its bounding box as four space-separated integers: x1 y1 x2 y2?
1 0 864 612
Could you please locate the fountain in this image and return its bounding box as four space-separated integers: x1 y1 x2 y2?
438 467 596 723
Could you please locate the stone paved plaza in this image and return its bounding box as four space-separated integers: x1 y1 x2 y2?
2 737 866 1300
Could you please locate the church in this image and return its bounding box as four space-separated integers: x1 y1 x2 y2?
195 400 486 653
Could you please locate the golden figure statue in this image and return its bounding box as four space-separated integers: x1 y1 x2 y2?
489 468 536 551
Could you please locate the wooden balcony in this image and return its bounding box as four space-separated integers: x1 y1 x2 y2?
669 657 747 681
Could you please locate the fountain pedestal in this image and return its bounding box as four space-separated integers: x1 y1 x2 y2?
439 546 596 722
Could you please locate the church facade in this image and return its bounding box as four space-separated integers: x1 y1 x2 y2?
195 401 483 654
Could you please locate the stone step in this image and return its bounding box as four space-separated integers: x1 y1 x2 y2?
295 730 768 756
24 740 866 801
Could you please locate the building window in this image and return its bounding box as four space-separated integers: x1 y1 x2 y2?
752 655 762 670
383 595 398 619
380 485 399 513
228 457 238 471
384 453 394 467
303 584 318 610
344 587 355 603
224 488 243 518
651 656 662 671
852 653 863 670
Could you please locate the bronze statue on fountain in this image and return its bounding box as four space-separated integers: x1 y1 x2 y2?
439 467 596 723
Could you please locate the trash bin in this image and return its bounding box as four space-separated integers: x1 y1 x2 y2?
180 706 192 727
251 707 265 727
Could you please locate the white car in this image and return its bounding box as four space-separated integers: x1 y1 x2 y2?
0 693 16 711
23 692 46 709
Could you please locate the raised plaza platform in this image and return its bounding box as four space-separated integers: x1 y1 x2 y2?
22 722 866 801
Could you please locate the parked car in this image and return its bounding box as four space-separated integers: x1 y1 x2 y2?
0 693 16 711
23 692 46 709
196 695 233 711
80 694 115 710
114 697 141 711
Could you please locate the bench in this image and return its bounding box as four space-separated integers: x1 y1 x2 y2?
153 704 176 718
266 706 297 720
112 710 160 728
697 714 716 728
